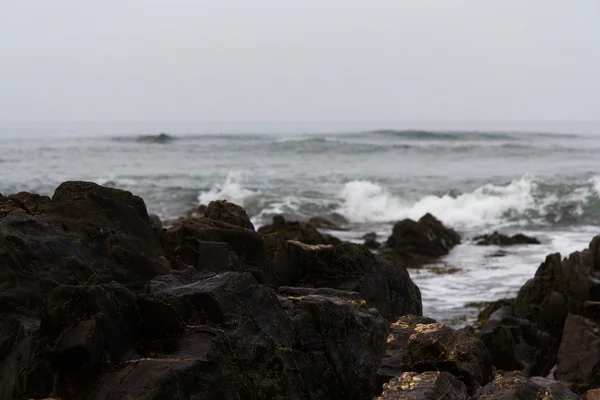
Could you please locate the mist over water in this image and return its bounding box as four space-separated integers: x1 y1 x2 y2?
2 127 599 326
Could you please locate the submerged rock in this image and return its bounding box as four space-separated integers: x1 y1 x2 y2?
381 213 460 268
308 213 348 230
376 371 468 400
475 231 541 246
135 132 176 143
363 232 381 250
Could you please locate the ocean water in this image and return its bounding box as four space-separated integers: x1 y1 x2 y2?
2 127 599 326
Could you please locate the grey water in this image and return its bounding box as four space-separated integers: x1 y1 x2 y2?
2 125 600 326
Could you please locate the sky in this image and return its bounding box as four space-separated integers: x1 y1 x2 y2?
1 1 599 125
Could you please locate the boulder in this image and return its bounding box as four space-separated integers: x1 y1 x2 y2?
363 232 381 250
555 313 600 394
478 237 600 377
475 231 540 246
376 372 468 400
475 372 578 399
258 215 338 245
204 199 255 230
378 315 493 394
583 389 600 400
382 213 460 267
163 216 422 322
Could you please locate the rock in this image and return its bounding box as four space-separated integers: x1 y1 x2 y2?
163 216 422 322
382 213 460 268
378 315 493 394
376 371 468 400
0 181 170 316
148 213 163 230
475 372 578 399
583 389 600 399
555 313 600 394
258 215 338 245
478 237 600 377
478 303 557 376
308 215 347 230
475 231 541 246
363 232 381 250
135 133 176 143
204 199 255 230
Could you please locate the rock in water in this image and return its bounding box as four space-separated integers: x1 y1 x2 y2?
204 199 255 230
376 372 468 400
363 232 381 250
258 215 340 245
555 313 600 394
382 213 460 267
475 372 578 399
478 236 600 377
378 315 493 394
474 231 541 246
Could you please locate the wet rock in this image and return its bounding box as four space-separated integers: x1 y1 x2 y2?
475 372 578 399
378 315 493 394
258 215 338 245
376 371 468 400
148 213 163 230
363 232 381 250
475 231 541 246
382 213 460 268
204 199 255 230
479 237 600 377
478 303 557 376
555 313 600 394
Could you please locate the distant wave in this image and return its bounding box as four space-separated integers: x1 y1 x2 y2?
360 129 579 141
112 133 178 144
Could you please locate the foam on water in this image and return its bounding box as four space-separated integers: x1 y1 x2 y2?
197 171 259 207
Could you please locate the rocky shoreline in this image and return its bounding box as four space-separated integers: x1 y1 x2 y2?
0 181 597 399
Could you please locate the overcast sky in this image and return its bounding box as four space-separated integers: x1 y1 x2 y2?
1 1 599 124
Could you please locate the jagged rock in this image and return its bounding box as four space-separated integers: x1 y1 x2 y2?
258 215 339 245
475 231 540 246
555 313 600 394
163 216 422 322
475 372 578 399
378 315 493 394
382 213 460 267
376 371 468 400
308 214 347 230
363 232 381 250
478 237 600 377
583 389 600 399
204 199 255 230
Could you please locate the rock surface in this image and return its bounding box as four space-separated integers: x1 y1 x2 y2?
382 213 460 268
378 315 493 394
475 372 578 399
258 215 340 245
475 231 541 246
363 232 381 250
0 181 425 399
478 236 600 377
376 371 467 400
204 199 255 230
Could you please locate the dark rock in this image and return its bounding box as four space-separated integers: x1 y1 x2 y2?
479 237 600 377
258 215 338 245
475 372 578 399
378 315 493 394
163 216 422 322
148 213 163 230
555 313 600 394
382 213 460 268
135 133 176 143
308 215 347 230
363 232 381 250
204 199 255 230
475 231 541 246
479 304 557 376
376 371 468 400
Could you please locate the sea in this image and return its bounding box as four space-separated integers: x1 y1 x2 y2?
2 122 599 327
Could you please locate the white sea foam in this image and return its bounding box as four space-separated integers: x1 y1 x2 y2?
338 176 538 229
590 175 600 197
197 171 258 206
